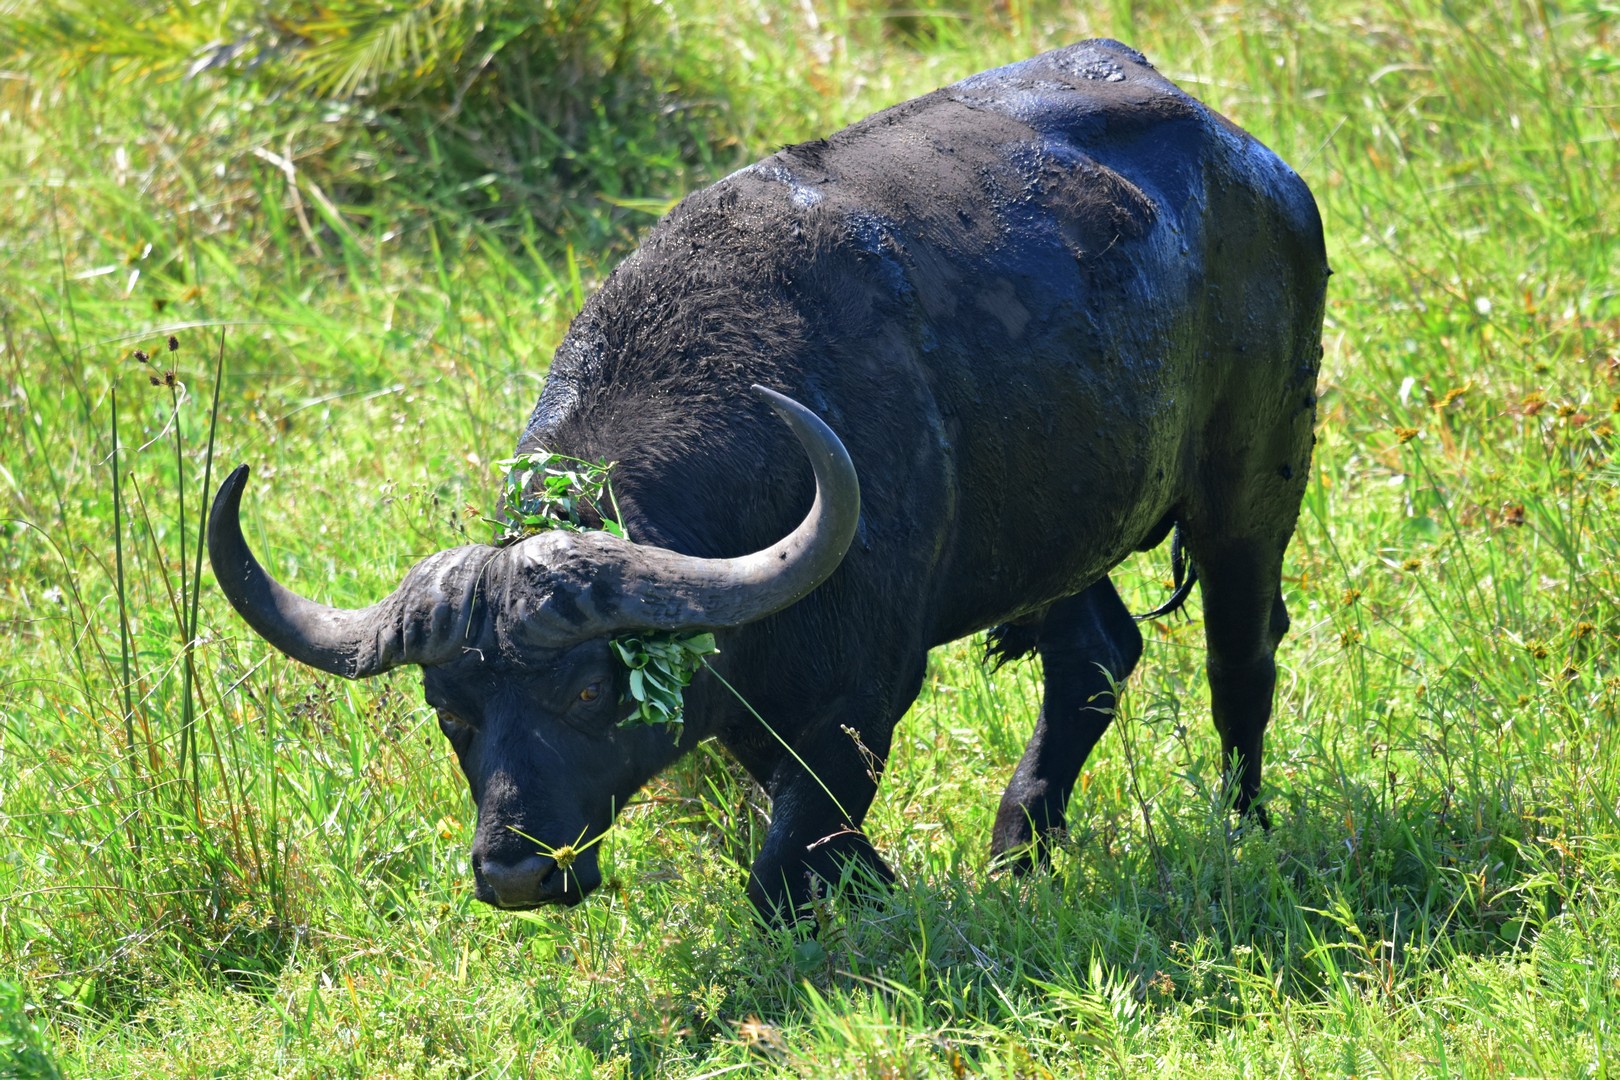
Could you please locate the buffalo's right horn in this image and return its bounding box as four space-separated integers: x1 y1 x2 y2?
207 465 496 678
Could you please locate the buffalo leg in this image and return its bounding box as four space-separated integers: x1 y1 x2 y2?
1192 538 1291 824
990 578 1143 872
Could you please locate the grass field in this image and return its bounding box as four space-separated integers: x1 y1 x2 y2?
1 0 1616 1076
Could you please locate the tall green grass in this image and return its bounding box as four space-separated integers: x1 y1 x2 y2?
1 0 1616 1075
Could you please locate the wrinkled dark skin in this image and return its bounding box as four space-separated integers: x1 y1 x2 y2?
400 40 1327 920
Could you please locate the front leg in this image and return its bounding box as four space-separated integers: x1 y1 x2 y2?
746 715 896 922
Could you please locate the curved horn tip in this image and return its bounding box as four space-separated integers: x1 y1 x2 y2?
750 384 833 439
208 463 252 546
749 383 796 412
213 462 251 509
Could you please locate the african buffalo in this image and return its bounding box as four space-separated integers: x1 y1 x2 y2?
209 39 1327 919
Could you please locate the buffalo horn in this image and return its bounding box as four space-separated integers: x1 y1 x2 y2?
207 465 496 678
508 385 861 638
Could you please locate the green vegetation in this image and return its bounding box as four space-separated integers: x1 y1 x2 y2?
0 0 1614 1074
614 634 720 732
493 451 624 540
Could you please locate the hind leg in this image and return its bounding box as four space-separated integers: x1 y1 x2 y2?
991 578 1143 872
1191 538 1292 825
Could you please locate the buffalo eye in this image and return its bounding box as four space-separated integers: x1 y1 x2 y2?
577 681 603 704
437 709 473 739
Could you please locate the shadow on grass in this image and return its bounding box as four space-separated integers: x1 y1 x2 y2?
436 761 1592 1079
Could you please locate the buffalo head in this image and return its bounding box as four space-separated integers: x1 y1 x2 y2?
207 386 859 908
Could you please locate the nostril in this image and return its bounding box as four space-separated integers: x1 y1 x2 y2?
480 854 553 906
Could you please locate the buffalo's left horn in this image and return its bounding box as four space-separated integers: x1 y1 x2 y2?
207 465 496 678
507 385 861 639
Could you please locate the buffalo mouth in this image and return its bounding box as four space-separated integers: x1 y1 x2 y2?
473 850 600 909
